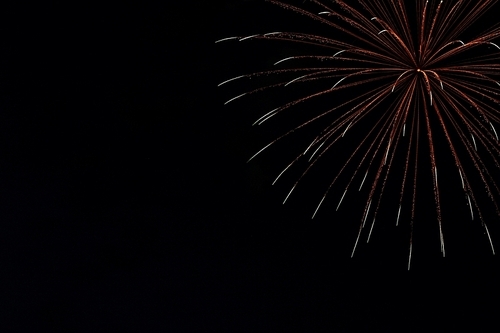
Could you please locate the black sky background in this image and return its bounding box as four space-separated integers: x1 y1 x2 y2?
0 0 499 331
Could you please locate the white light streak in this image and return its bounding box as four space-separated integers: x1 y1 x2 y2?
224 93 247 105
332 76 347 89
351 232 361 258
336 190 347 211
264 32 282 36
363 200 372 227
408 244 412 270
359 171 368 191
467 194 474 220
396 205 401 226
247 142 274 162
342 122 352 137
283 184 297 204
309 140 327 161
274 57 296 66
471 134 477 151
440 230 445 257
490 122 498 141
367 218 375 243
215 36 238 43
384 141 390 165
253 108 279 126
312 196 326 219
272 162 293 185
218 75 245 87
285 74 309 86
303 139 318 156
333 50 346 57
239 34 259 41
490 42 500 50
485 224 495 255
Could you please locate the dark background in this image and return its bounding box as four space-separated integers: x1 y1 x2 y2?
0 0 499 331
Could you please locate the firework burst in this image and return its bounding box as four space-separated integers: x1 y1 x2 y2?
217 0 500 268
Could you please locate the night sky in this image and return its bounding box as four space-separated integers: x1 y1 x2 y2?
1 0 500 331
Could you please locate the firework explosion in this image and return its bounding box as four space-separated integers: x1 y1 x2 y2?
217 0 500 268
